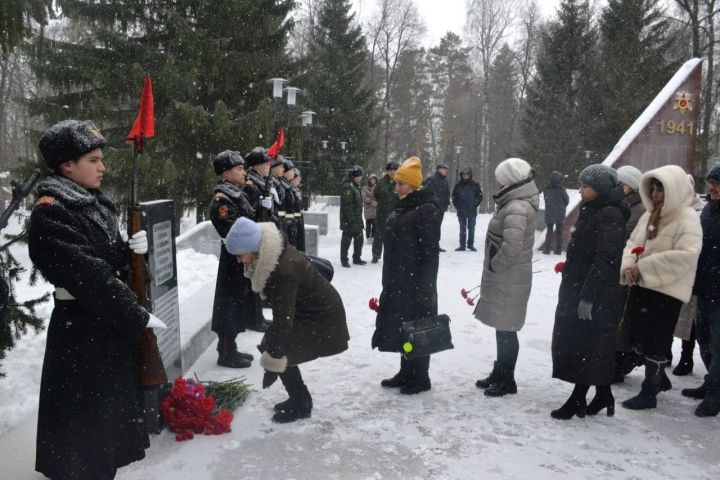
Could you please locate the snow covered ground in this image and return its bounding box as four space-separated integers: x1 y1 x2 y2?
1 202 718 480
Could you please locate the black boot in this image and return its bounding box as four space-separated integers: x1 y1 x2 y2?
682 382 707 399
672 340 694 376
216 336 251 368
341 258 350 268
475 361 501 389
400 356 431 395
352 257 367 265
484 375 517 397
695 398 720 417
622 357 667 410
587 384 615 416
551 384 589 420
381 356 412 388
273 366 313 423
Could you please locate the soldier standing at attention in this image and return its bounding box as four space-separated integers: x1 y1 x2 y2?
372 161 399 263
340 165 366 267
209 150 257 368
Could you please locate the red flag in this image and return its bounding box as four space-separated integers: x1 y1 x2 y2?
267 127 285 158
126 76 155 145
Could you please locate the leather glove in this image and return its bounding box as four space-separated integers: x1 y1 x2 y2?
260 351 287 373
146 313 168 329
577 299 593 321
260 196 273 209
128 230 148 255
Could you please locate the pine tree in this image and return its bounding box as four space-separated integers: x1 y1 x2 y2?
388 49 433 166
303 0 375 193
0 0 53 55
590 0 679 153
522 0 596 183
27 0 294 225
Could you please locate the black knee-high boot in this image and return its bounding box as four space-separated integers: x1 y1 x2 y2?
400 356 431 395
273 366 312 423
381 355 412 388
551 384 589 420
485 331 518 397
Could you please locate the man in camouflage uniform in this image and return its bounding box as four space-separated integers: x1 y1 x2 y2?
340 165 366 267
372 161 399 263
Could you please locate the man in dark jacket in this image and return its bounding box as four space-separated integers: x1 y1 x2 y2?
372 161 399 263
340 165 366 267
542 171 569 254
451 168 483 251
425 163 450 251
209 150 257 368
683 164 720 417
226 217 349 423
244 147 279 225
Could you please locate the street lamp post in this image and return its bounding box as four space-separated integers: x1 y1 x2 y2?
267 77 287 135
284 86 301 130
454 145 463 182
301 111 316 203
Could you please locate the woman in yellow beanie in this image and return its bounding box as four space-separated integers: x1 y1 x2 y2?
371 156 442 394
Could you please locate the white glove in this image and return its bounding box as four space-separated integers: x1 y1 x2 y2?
260 196 273 209
269 186 281 205
128 230 148 255
146 313 167 329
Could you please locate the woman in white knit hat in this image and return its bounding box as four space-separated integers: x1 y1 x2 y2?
474 158 538 397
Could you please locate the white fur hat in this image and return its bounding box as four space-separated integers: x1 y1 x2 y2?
495 158 532 187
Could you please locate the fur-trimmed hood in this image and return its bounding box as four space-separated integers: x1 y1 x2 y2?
639 165 694 217
249 222 285 295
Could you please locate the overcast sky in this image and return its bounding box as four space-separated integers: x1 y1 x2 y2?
351 0 562 47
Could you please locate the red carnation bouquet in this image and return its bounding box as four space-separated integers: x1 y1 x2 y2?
460 285 480 306
554 262 565 274
161 376 252 441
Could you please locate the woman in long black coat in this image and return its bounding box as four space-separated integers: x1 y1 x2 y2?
372 157 442 395
551 164 628 420
28 120 153 479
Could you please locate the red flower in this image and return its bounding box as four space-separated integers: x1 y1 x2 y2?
368 297 380 312
631 246 645 256
201 397 216 412
466 297 474 306
554 262 565 274
461 288 468 299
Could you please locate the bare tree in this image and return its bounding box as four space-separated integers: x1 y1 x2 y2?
512 0 541 143
288 0 321 59
367 0 426 165
465 0 521 205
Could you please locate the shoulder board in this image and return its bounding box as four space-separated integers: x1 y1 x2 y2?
35 196 55 207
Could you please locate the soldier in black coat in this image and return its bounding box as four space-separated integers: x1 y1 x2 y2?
551 165 628 420
286 167 306 251
372 157 441 395
209 150 258 368
269 156 287 230
277 158 301 249
451 168 483 251
29 120 162 479
244 147 279 225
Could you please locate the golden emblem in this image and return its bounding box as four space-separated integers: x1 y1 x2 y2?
673 92 693 114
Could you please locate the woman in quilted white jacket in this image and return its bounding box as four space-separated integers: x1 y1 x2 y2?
621 164 702 410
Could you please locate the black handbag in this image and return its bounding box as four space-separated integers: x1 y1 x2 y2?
303 253 334 282
400 314 454 360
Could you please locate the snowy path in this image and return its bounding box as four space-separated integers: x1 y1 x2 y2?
1 206 718 479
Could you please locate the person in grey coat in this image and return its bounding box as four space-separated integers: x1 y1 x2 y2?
474 158 539 397
542 171 569 254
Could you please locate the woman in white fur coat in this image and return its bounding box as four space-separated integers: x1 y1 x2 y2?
225 217 349 423
620 164 702 411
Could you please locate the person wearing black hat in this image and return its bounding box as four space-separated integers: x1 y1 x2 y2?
269 155 287 230
550 164 629 420
28 120 165 479
425 163 451 251
372 161 400 263
451 167 483 251
208 150 258 368
340 165 366 267
244 147 279 225
285 166 306 250
277 158 302 249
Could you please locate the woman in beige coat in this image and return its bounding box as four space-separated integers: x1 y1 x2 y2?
621 165 702 410
474 158 539 397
